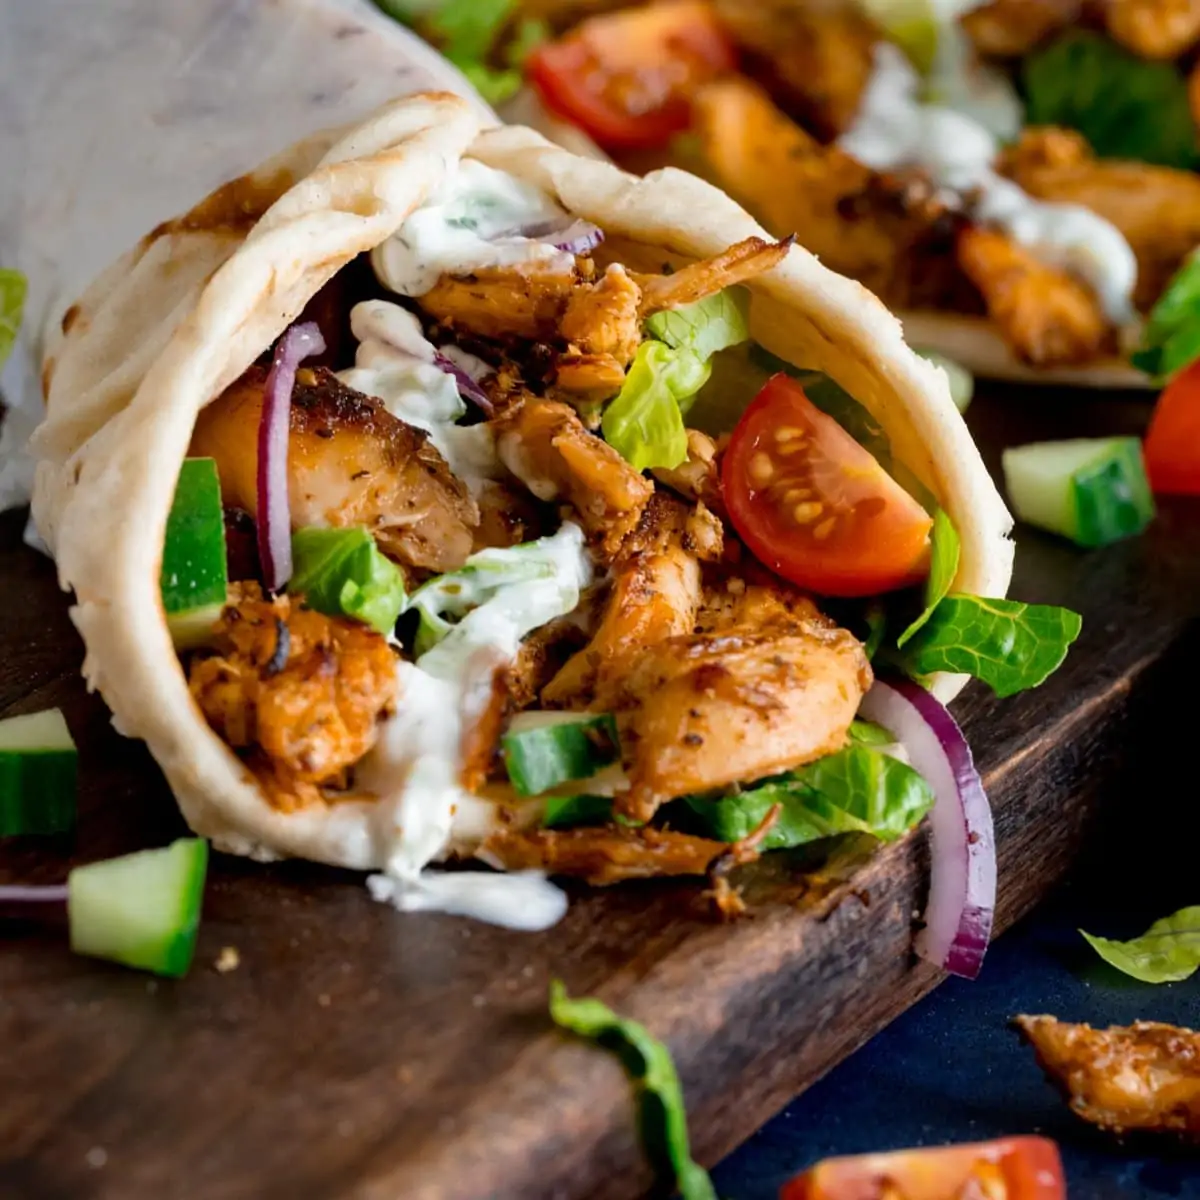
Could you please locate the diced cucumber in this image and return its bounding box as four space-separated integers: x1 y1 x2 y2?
161 458 228 650
502 711 620 798
917 349 974 413
542 794 614 829
290 527 406 635
1002 437 1155 548
0 708 77 835
68 838 208 978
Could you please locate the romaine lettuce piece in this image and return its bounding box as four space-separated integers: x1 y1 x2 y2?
644 288 749 362
290 527 406 635
896 509 960 648
1132 247 1200 380
0 269 26 373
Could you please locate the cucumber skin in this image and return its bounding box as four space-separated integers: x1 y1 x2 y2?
161 459 228 641
502 715 620 797
1073 441 1155 548
0 750 76 835
68 839 209 978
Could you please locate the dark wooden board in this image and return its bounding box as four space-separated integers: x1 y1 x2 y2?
3 383 1199 1200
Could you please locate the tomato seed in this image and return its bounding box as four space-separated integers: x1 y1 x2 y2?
813 516 837 540
749 452 774 483
793 501 824 524
782 487 813 503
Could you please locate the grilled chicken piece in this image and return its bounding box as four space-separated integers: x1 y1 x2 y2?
543 494 706 706
1015 1015 1200 1141
191 366 479 576
189 583 398 811
634 236 793 312
482 825 729 885
999 127 1200 311
493 397 654 561
419 262 577 342
960 0 1080 58
652 429 724 514
560 263 643 364
714 0 879 140
956 226 1113 366
608 584 871 823
692 78 974 312
1106 0 1200 59
472 480 550 552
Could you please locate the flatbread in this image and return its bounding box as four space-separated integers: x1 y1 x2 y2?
29 94 1012 870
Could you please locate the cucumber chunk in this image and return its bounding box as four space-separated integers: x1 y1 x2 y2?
1002 437 1155 547
502 712 620 797
161 458 228 649
68 838 208 978
0 708 77 835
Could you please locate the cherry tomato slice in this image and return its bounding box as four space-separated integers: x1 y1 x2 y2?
526 1 737 152
721 374 933 597
1143 358 1200 494
780 1136 1066 1200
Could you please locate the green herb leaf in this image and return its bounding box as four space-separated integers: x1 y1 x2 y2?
687 743 934 850
896 510 960 648
543 794 615 828
863 601 887 662
1132 247 1200 380
1081 907 1200 983
290 527 406 636
549 981 717 1200
645 288 750 363
0 269 27 374
1023 30 1198 169
602 341 710 471
896 595 1082 698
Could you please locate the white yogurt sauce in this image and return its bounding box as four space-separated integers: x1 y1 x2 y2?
338 299 501 495
372 159 576 297
839 43 1137 324
357 522 593 930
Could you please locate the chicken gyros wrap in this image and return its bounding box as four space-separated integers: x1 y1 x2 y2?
28 91 1079 953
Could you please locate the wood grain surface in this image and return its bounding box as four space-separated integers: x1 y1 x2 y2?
2 383 1198 1200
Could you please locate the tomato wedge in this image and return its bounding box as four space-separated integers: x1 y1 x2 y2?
721 374 933 597
780 1136 1066 1200
525 1 737 152
1143 358 1200 494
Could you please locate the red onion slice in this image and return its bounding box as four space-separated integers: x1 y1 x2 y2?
0 884 70 904
512 217 605 255
859 676 996 980
256 321 326 592
434 350 494 416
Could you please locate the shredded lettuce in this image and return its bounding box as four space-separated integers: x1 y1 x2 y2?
1132 247 1200 380
896 509 959 648
548 981 717 1200
602 341 710 472
645 289 750 363
1081 907 1200 983
894 595 1082 698
405 523 591 658
0 269 27 374
1023 31 1198 169
290 528 406 636
686 743 934 851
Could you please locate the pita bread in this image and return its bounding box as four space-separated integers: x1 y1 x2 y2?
29 93 1012 870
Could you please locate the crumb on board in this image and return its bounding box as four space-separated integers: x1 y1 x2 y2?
214 946 240 973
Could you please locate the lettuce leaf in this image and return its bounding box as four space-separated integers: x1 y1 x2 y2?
685 743 934 851
895 595 1082 698
645 288 749 362
896 509 959 648
1132 247 1200 380
602 341 710 471
1023 31 1198 169
290 527 406 635
548 981 717 1200
848 719 894 747
0 269 26 374
1081 907 1200 983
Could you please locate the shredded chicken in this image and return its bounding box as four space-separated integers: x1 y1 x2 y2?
472 480 549 552
1015 1015 1200 1141
1106 0 1200 59
191 366 479 575
633 236 793 312
999 127 1200 310
482 825 729 885
560 262 644 364
608 583 872 823
956 225 1113 366
713 0 879 140
960 0 1080 58
543 494 707 706
652 429 724 514
419 262 577 342
492 397 654 561
188 583 398 810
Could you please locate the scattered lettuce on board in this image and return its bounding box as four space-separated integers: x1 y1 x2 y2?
894 595 1082 698
896 509 960 648
1081 907 1200 983
602 341 711 471
1023 31 1198 169
1132 247 1200 381
290 527 406 636
549 981 717 1200
686 743 934 851
0 269 26 373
